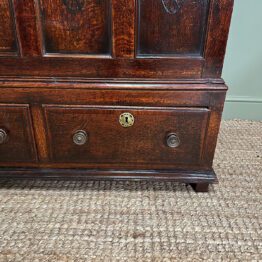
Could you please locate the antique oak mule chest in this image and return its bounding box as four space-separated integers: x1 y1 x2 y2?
0 0 234 192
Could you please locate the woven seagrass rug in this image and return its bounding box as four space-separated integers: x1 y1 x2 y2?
0 120 261 261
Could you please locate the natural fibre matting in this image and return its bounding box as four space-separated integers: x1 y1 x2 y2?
0 120 261 261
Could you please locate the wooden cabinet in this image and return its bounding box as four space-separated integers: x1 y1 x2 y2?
0 0 234 192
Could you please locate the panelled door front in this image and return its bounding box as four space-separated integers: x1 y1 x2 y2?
0 0 233 78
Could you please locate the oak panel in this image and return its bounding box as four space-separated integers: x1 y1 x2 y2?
0 0 17 55
137 0 210 56
38 0 111 55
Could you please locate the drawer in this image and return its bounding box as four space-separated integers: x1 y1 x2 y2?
44 105 210 166
0 104 37 163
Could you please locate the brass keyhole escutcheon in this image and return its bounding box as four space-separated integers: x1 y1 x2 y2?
119 113 135 128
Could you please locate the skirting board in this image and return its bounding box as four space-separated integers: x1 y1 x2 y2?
223 96 262 120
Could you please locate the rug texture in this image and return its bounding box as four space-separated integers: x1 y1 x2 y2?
0 120 261 261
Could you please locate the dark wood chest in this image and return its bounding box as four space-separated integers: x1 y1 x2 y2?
0 0 234 192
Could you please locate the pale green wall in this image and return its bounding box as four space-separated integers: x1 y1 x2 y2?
222 0 262 120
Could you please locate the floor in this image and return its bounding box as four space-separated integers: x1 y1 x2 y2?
0 120 261 261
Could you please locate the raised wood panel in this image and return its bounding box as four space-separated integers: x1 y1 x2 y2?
0 0 18 56
38 0 111 56
137 0 210 57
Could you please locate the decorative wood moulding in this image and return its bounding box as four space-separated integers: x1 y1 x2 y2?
161 0 185 14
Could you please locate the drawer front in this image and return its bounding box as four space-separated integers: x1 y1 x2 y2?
44 105 210 166
0 104 37 162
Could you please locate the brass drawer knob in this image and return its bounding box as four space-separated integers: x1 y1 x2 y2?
0 129 8 144
73 130 88 146
166 133 180 148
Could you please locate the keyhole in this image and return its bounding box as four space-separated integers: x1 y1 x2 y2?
119 113 134 127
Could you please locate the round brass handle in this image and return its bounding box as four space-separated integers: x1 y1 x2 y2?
166 133 180 148
73 130 88 146
0 129 8 144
